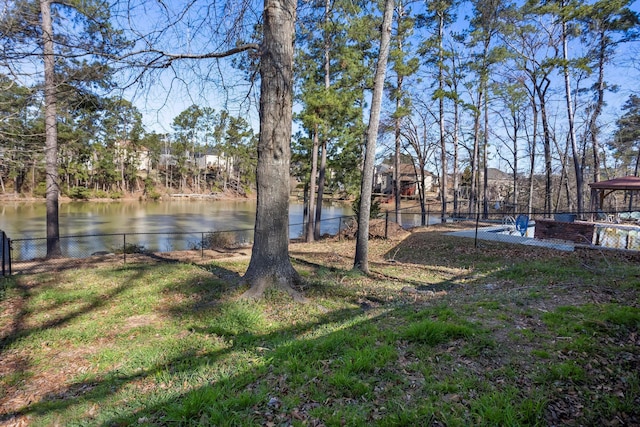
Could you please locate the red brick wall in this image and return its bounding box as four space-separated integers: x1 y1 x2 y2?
534 219 595 244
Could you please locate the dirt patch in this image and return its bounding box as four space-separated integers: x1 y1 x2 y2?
10 248 251 275
123 314 162 330
337 218 410 240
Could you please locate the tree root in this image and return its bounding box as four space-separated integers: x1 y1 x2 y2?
240 270 307 303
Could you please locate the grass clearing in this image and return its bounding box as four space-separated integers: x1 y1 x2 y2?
1 223 639 425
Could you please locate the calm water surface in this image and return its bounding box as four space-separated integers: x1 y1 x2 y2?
0 199 353 238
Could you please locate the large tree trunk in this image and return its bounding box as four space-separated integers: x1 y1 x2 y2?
536 81 553 217
482 83 489 219
438 11 447 223
469 89 482 216
354 0 394 273
394 101 402 227
588 28 606 209
242 0 302 301
511 110 519 213
528 92 538 217
452 94 460 217
41 0 61 258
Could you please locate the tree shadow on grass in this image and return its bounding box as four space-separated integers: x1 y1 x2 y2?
2 300 368 425
290 251 465 294
0 259 367 422
0 253 479 425
6 252 607 425
0 264 156 352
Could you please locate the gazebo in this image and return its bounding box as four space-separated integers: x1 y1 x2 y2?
589 176 640 220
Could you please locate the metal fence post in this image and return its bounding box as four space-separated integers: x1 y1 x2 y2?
123 234 126 264
7 238 11 276
474 212 480 248
1 230 10 277
385 211 389 239
201 232 204 258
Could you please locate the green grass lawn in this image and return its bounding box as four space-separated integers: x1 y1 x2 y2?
1 226 639 426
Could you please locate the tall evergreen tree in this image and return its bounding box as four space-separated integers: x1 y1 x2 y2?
0 0 127 256
420 0 459 222
295 0 371 241
354 0 394 273
467 0 509 218
581 0 639 188
611 95 640 176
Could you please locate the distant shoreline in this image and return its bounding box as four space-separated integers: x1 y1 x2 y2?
0 190 256 204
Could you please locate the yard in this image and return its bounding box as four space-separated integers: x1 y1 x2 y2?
1 223 639 426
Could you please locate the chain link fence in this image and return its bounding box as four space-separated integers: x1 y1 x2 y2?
6 215 356 274
5 203 640 275
381 202 640 252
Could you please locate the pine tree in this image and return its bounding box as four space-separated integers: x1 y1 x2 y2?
0 0 127 257
354 0 394 273
582 0 639 187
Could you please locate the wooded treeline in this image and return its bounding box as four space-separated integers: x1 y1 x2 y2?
292 0 640 235
0 78 257 199
1 0 639 213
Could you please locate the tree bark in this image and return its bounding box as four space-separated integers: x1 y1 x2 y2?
41 0 61 258
438 10 447 223
470 88 482 216
314 140 326 240
394 101 402 227
306 126 318 242
528 91 538 217
561 18 583 216
482 81 489 219
314 0 331 241
510 109 519 213
588 28 606 193
242 0 303 301
536 80 553 217
354 0 394 273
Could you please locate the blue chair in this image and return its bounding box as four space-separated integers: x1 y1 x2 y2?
515 214 529 236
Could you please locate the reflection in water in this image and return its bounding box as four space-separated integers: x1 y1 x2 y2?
1 200 354 260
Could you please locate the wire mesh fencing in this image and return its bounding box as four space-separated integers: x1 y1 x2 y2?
8 229 255 274
379 203 640 252
5 204 640 275
7 215 357 275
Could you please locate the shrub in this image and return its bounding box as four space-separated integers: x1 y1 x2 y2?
92 189 109 199
147 189 162 201
200 232 236 250
114 243 147 254
144 178 162 201
33 182 47 198
67 186 91 200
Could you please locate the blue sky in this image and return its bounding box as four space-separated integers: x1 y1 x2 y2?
118 0 640 174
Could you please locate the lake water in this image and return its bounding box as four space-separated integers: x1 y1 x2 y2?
0 200 355 260
0 199 354 238
1 199 445 261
